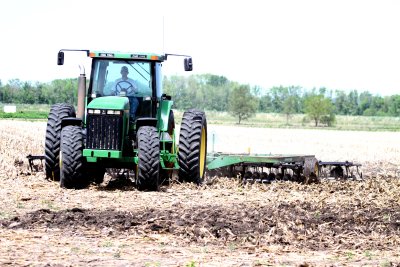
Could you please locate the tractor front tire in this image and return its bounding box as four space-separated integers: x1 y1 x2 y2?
178 109 207 184
45 103 76 181
60 126 88 189
136 126 160 191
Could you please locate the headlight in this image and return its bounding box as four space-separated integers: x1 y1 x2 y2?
106 110 122 115
88 109 122 115
88 109 101 114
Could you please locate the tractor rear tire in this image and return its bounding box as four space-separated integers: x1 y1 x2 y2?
178 109 207 184
136 126 160 191
60 126 88 189
45 103 76 181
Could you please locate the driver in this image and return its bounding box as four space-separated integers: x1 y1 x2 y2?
111 66 139 120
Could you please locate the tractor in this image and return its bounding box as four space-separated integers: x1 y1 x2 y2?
44 49 207 190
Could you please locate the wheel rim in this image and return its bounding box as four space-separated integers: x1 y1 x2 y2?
199 127 206 177
59 153 63 172
171 129 175 154
135 164 138 184
314 162 319 176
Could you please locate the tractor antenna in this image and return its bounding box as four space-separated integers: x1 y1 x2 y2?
162 16 165 55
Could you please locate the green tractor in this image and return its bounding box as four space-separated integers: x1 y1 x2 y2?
44 49 207 190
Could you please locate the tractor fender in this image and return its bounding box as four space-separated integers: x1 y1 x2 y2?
158 99 173 132
136 118 158 130
61 117 82 128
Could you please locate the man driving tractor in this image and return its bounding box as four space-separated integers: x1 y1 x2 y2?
111 66 139 118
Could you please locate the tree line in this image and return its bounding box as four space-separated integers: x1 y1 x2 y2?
0 78 78 105
163 74 400 124
1 75 399 124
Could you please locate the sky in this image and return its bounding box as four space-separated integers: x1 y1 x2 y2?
0 0 399 96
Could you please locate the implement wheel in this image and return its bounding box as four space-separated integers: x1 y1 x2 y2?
136 126 160 191
178 109 207 184
303 157 320 184
60 126 88 189
45 103 76 181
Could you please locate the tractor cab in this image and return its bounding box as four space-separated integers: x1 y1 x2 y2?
87 53 163 122
83 52 166 128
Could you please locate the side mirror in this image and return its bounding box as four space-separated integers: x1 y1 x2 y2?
184 57 193 71
57 51 64 65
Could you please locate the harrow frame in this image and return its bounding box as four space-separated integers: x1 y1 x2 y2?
206 152 362 183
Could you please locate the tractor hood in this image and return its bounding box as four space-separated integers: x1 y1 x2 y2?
87 96 129 111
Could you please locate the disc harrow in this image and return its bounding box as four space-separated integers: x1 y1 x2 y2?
318 161 362 180
206 153 362 184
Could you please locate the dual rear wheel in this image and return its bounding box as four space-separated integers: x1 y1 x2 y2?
177 109 207 184
45 103 98 189
44 103 76 181
135 109 207 190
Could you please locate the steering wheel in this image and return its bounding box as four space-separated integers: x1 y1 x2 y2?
115 81 137 95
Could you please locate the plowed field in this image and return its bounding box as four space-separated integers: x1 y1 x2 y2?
0 120 399 266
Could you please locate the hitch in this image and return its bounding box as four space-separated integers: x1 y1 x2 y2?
26 154 45 172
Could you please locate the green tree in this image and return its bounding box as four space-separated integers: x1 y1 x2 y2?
259 94 273 112
333 90 346 115
163 74 233 111
359 91 373 115
387 95 400 116
0 80 3 102
20 82 36 104
3 79 21 103
304 94 335 126
228 84 258 124
269 86 288 112
347 90 360 115
371 95 385 115
282 95 297 125
206 74 228 87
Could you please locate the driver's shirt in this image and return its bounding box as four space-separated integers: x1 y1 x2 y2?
111 78 137 96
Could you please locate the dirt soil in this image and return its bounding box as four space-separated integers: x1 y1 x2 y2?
1 120 400 266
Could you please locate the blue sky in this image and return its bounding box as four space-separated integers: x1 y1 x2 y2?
0 0 399 96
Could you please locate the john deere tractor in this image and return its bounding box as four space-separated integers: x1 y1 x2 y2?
44 49 207 190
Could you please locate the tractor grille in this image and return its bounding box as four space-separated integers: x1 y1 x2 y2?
86 114 123 150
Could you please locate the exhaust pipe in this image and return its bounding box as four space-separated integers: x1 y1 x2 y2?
77 73 86 120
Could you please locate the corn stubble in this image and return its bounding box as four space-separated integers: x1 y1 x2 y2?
0 120 399 266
